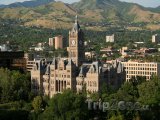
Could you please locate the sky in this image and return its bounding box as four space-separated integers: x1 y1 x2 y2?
0 0 160 8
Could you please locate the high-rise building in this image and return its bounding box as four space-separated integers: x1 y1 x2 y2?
55 35 63 50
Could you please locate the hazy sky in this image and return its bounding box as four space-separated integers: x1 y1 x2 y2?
0 0 160 7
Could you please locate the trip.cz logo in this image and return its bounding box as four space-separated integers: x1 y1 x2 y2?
87 99 149 112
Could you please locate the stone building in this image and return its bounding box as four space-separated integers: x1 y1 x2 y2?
76 61 125 93
67 15 85 67
31 16 125 97
31 59 46 95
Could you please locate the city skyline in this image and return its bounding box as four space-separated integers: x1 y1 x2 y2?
0 0 160 7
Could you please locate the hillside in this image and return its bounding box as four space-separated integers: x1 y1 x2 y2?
0 2 77 29
73 0 160 22
0 0 55 8
0 0 160 30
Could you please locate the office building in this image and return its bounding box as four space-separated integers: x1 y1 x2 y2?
122 61 160 81
55 35 63 49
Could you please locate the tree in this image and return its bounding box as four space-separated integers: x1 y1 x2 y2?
0 68 31 103
138 76 160 119
32 96 43 114
41 90 89 120
106 78 143 120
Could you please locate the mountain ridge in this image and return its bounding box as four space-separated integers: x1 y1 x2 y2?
0 0 160 30
0 0 55 8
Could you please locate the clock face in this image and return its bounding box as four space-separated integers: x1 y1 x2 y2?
79 40 82 45
71 40 76 46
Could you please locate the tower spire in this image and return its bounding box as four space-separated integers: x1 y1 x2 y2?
68 14 84 67
75 15 78 23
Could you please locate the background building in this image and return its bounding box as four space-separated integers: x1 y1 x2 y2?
55 35 63 50
0 51 26 71
106 34 114 43
49 38 54 46
122 61 160 81
152 34 160 43
121 47 129 57
34 42 45 51
0 44 10 51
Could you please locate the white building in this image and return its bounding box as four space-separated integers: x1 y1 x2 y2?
122 61 160 81
0 44 9 51
121 47 129 57
106 34 114 43
152 34 160 43
49 38 54 46
35 47 44 51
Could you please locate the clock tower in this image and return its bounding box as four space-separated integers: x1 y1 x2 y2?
67 15 84 67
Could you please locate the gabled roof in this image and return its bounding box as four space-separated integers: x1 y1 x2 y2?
67 59 74 66
45 64 50 75
51 58 56 65
117 62 124 73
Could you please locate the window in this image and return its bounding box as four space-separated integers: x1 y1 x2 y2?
51 74 54 77
67 82 70 85
67 75 70 78
51 69 54 72
59 67 63 70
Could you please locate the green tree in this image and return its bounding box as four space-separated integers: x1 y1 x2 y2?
32 96 43 114
0 68 31 103
41 90 89 120
138 76 160 119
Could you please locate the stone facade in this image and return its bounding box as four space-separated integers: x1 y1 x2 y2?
67 15 84 67
31 59 125 96
31 16 125 97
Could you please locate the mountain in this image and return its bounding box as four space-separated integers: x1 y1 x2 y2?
0 0 160 30
0 0 55 8
149 6 160 13
0 1 77 29
73 0 160 22
0 4 5 8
